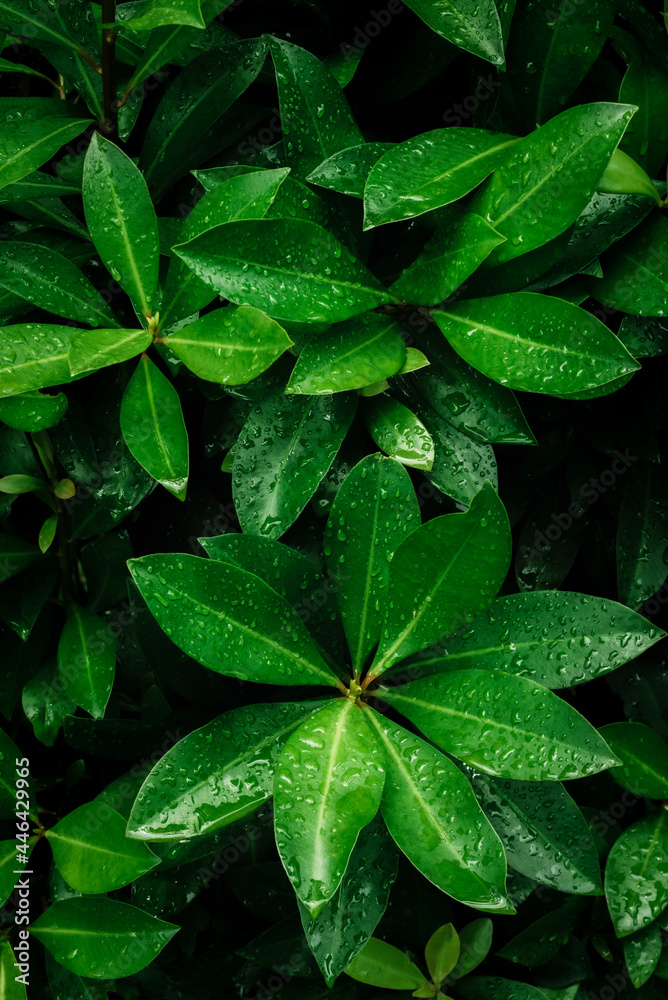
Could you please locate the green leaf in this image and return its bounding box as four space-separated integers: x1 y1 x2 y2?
618 315 668 357
598 148 661 203
0 937 27 999
423 591 664 688
401 0 504 65
127 702 323 840
0 241 118 326
185 168 290 238
598 723 668 800
274 698 385 916
425 924 460 983
120 355 189 500
68 329 153 376
286 313 406 395
619 58 668 176
468 103 636 265
0 474 47 496
605 811 668 937
506 0 614 127
233 391 356 539
449 919 493 979
22 659 76 746
390 213 505 304
365 712 512 912
140 39 268 197
0 390 68 432
369 483 511 678
297 817 398 987
457 977 578 1000
623 922 663 988
617 461 668 609
0 113 90 191
46 801 159 893
363 128 517 229
306 142 393 198
0 837 35 909
38 515 58 553
364 397 434 471
0 723 22 819
344 936 427 990
125 0 207 31
468 772 602 894
0 325 85 398
496 897 585 967
0 534 42 581
165 305 293 384
382 671 620 780
83 132 159 319
127 552 340 687
57 604 115 720
325 454 420 674
268 36 364 180
432 292 640 395
174 218 394 324
592 214 668 317
29 897 179 978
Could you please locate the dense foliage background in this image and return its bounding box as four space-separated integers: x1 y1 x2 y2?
1 0 668 998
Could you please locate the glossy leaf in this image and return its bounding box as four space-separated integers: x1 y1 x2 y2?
344 936 427 990
458 977 579 1000
120 355 189 500
364 128 517 228
605 811 668 937
0 390 67 432
325 454 420 674
0 938 27 999
268 36 363 180
617 461 668 609
0 112 90 191
174 218 394 324
382 670 621 780
127 552 340 687
623 922 663 988
593 214 668 317
364 396 434 471
598 148 661 203
22 659 75 746
286 313 406 395
422 591 665 688
57 604 115 720
165 305 293 384
125 0 207 30
469 103 636 265
297 817 398 987
365 712 512 912
0 242 117 326
68 328 152 377
369 483 511 678
127 702 323 840
46 801 159 893
402 0 504 65
468 771 602 894
432 292 640 395
83 132 159 319
391 212 505 304
29 898 179 978
233 390 356 539
273 698 385 916
307 142 393 198
599 723 668 799
0 324 84 398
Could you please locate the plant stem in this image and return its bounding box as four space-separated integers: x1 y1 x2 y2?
101 0 118 136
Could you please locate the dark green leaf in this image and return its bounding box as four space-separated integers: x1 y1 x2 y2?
449 919 493 979
496 897 585 967
617 461 668 609
623 922 663 988
0 534 42 581
307 142 393 198
605 811 668 937
22 659 76 747
402 0 504 65
599 723 668 799
619 58 668 176
57 604 115 720
592 214 668 317
0 112 90 191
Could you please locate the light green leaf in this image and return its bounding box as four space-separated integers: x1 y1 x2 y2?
369 483 511 678
125 0 207 31
68 329 152 376
344 936 427 990
325 454 420 675
381 670 621 780
364 396 434 471
0 325 84 398
364 128 517 228
425 924 460 984
57 604 115 720
0 937 27 998
127 552 340 688
127 702 323 840
83 132 159 319
605 811 668 937
365 712 512 912
0 390 68 432
0 113 90 191
165 305 293 384
286 313 406 395
598 148 661 203
120 355 189 500
274 698 385 916
46 801 159 893
29 898 179 978
432 292 640 395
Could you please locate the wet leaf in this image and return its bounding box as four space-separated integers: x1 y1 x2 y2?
619 58 668 176
598 723 668 799
364 396 435 471
449 919 493 979
623 922 663 988
57 604 115 720
68 329 153 376
605 811 668 937
593 214 668 316
617 460 668 609
0 390 68 432
0 111 90 191
307 142 393 198
0 324 85 398
22 659 76 746
402 0 504 65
